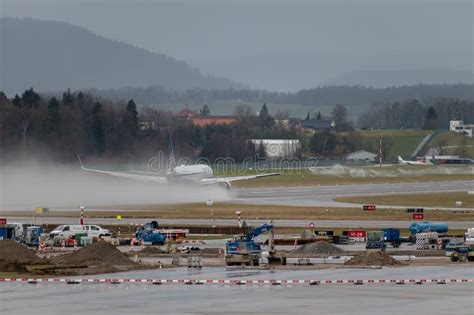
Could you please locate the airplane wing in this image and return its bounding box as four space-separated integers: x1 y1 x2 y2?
199 173 280 185
77 155 168 184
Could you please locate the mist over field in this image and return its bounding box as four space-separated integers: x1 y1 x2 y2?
0 160 230 210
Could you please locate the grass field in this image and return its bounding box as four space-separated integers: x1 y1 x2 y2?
4 202 473 222
217 167 473 188
336 192 474 208
360 129 431 161
429 131 474 157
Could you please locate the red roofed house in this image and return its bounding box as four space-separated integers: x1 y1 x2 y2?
192 116 237 127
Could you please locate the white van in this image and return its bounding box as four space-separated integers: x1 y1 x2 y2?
50 225 111 239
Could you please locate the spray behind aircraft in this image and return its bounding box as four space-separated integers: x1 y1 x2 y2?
79 130 279 189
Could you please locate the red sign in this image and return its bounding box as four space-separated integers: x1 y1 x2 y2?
363 205 376 211
0 218 6 225
413 213 424 220
346 231 367 238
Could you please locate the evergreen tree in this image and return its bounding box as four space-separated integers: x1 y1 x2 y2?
258 103 274 129
46 97 60 136
200 104 210 116
124 99 139 137
305 112 310 120
422 106 439 130
91 102 105 155
21 88 41 108
62 88 74 105
12 94 21 107
316 112 322 120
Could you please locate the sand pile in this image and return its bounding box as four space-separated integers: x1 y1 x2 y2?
344 251 407 266
0 240 49 272
138 246 164 254
52 241 135 266
292 241 345 255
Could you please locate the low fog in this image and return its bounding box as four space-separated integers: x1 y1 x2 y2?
0 161 231 210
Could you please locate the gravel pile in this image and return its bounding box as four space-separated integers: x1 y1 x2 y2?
344 251 407 266
292 241 345 255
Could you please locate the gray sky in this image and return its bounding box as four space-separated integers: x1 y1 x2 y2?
2 0 473 91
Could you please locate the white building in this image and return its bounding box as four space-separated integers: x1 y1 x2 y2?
450 120 473 137
251 139 300 158
345 150 378 163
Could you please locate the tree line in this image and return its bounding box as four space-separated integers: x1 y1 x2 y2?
357 98 474 130
2 88 471 163
88 84 474 109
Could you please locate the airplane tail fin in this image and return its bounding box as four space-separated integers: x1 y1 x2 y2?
397 156 405 164
77 154 86 170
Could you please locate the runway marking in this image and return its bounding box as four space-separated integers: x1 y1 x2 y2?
1 277 472 286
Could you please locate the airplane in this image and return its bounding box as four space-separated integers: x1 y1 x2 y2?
78 132 279 189
397 156 433 166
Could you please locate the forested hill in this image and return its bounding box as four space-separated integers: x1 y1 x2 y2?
323 69 474 88
0 18 245 96
88 84 474 108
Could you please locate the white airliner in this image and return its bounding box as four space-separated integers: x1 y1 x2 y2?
77 157 279 189
397 156 433 166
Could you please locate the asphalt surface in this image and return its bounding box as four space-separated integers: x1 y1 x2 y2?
1 266 472 315
232 180 474 208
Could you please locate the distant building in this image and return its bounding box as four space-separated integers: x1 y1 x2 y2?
301 119 334 132
450 120 473 137
177 104 195 120
192 116 237 127
139 121 156 131
251 139 301 158
345 150 378 163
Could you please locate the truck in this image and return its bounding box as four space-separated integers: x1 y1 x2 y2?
225 221 286 266
366 231 387 250
465 228 474 245
409 222 448 235
366 228 403 249
445 243 474 262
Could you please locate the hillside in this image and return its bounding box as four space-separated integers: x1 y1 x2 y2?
428 131 474 157
361 130 431 162
324 69 474 88
0 18 244 95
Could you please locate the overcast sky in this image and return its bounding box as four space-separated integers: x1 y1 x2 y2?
2 0 473 91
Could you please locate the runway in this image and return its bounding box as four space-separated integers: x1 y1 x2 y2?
1 266 472 315
232 180 474 208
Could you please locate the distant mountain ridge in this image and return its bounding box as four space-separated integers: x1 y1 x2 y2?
0 18 245 95
323 69 474 88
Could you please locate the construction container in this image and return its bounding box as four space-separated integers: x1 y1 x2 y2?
80 236 93 246
74 233 88 246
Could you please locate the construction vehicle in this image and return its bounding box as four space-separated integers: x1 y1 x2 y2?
225 221 286 266
135 221 165 245
446 243 474 262
366 231 387 250
24 226 43 247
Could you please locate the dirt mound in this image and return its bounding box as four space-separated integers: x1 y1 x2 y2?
138 246 164 254
0 240 47 272
344 251 407 266
52 241 135 266
292 241 345 255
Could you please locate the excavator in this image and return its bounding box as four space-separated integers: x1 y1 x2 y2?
225 221 286 266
